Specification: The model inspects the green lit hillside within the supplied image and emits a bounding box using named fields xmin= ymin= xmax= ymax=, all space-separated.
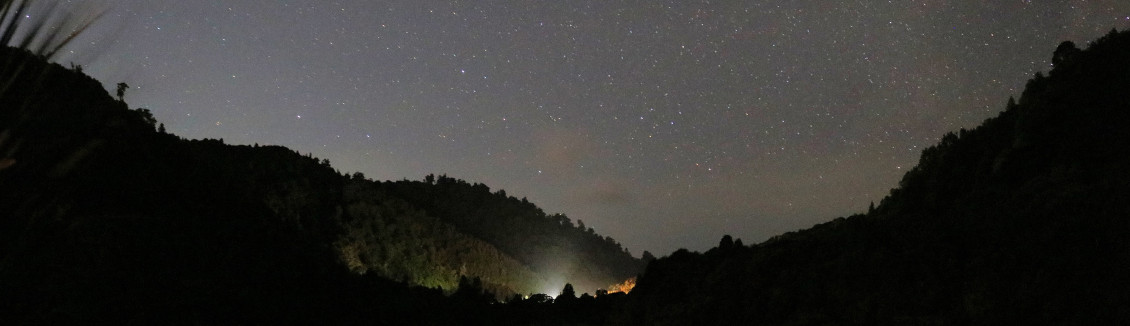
xmin=0 ymin=43 xmax=641 ymax=323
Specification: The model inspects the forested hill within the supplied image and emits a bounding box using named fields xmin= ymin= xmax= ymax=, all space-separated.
xmin=0 ymin=45 xmax=640 ymax=323
xmin=616 ymin=29 xmax=1130 ymax=325
xmin=336 ymin=174 xmax=645 ymax=295
xmin=380 ymin=175 xmax=646 ymax=293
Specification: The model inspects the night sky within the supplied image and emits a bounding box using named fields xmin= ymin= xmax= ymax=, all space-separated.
xmin=60 ymin=1 xmax=1129 ymax=255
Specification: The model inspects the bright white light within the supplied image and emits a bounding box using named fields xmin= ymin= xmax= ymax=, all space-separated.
xmin=543 ymin=288 xmax=560 ymax=298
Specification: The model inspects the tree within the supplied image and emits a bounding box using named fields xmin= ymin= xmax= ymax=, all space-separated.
xmin=453 ymin=276 xmax=493 ymax=304
xmin=719 ymin=235 xmax=734 ymax=250
xmin=134 ymin=108 xmax=157 ymax=129
xmin=116 ymin=82 xmax=129 ymax=101
xmin=1052 ymin=41 xmax=1080 ymax=68
xmin=557 ymin=283 xmax=577 ymax=303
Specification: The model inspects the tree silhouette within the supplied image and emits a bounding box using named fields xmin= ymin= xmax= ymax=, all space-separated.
xmin=556 ymin=283 xmax=577 ymax=304
xmin=453 ymin=276 xmax=496 ymax=305
xmin=134 ymin=108 xmax=157 ymax=129
xmin=616 ymin=29 xmax=1130 ymax=325
xmin=718 ymin=234 xmax=734 ymax=250
xmin=1052 ymin=41 xmax=1081 ymax=68
xmin=116 ymin=82 xmax=129 ymax=101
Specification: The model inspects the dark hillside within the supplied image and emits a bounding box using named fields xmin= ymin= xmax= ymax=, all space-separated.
xmin=381 ymin=176 xmax=645 ymax=293
xmin=334 ymin=176 xmax=548 ymax=297
xmin=0 ymin=44 xmax=639 ymax=323
xmin=617 ymin=29 xmax=1130 ymax=325
xmin=2 ymin=46 xmax=455 ymax=324
xmin=2 ymin=46 xmax=354 ymax=323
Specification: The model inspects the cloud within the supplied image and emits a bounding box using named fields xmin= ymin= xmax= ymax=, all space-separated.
xmin=580 ymin=177 xmax=636 ymax=206
xmin=533 ymin=127 xmax=596 ymax=174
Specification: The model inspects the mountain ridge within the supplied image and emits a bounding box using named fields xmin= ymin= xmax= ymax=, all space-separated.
xmin=615 ymin=28 xmax=1130 ymax=325
xmin=5 ymin=14 xmax=1130 ymax=325
xmin=1 ymin=43 xmax=641 ymax=323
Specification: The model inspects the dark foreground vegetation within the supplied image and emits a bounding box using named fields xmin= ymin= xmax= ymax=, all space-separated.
xmin=1 ymin=23 xmax=639 ymax=325
xmin=617 ymin=29 xmax=1130 ymax=325
xmin=3 ymin=2 xmax=1129 ymax=323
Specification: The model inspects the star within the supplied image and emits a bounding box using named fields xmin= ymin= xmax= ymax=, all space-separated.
xmin=82 ymin=0 xmax=1130 ymax=254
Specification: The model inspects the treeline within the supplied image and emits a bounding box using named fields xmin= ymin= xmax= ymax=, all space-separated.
xmin=336 ymin=176 xmax=545 ymax=297
xmin=613 ymin=29 xmax=1130 ymax=325
xmin=0 ymin=44 xmax=640 ymax=323
xmin=2 ymin=45 xmax=380 ymax=323
xmin=380 ymin=175 xmax=646 ymax=293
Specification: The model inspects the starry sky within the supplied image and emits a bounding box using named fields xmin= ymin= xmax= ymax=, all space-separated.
xmin=60 ymin=1 xmax=1130 ymax=255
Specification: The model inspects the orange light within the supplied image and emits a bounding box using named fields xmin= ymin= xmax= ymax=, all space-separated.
xmin=607 ymin=277 xmax=636 ymax=294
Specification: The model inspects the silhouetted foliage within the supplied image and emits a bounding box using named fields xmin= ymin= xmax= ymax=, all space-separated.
xmin=718 ymin=234 xmax=734 ymax=249
xmin=115 ymin=82 xmax=128 ymax=101
xmin=453 ymin=276 xmax=496 ymax=305
xmin=134 ymin=108 xmax=156 ymax=129
xmin=0 ymin=0 xmax=101 ymax=59
xmin=11 ymin=6 xmax=1128 ymax=325
xmin=1052 ymin=40 xmax=1080 ymax=68
xmin=613 ymin=29 xmax=1130 ymax=325
xmin=556 ymin=283 xmax=577 ymax=304
xmin=640 ymin=250 xmax=656 ymax=262
xmin=0 ymin=41 xmax=636 ymax=323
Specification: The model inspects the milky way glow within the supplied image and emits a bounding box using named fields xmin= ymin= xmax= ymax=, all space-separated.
xmin=74 ymin=1 xmax=1130 ymax=254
